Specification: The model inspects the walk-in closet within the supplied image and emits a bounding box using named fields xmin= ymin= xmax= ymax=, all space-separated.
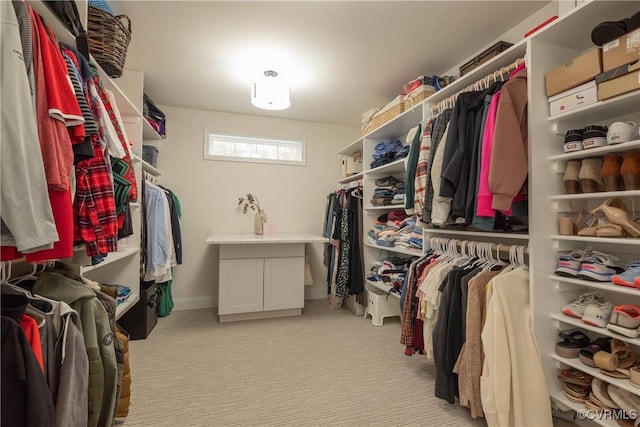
xmin=2 ymin=1 xmax=640 ymax=426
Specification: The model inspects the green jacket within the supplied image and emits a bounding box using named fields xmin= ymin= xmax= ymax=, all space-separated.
xmin=33 ymin=272 xmax=117 ymax=427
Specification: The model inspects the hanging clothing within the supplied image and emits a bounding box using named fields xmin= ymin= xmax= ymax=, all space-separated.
xmin=1 ymin=316 xmax=56 ymax=427
xmin=0 ymin=0 xmax=58 ymax=253
xmin=489 ymin=67 xmax=528 ymax=212
xmin=480 ymin=267 xmax=552 ymax=426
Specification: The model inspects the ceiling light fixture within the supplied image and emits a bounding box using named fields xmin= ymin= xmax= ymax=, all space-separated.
xmin=251 ymin=70 xmax=291 ymax=111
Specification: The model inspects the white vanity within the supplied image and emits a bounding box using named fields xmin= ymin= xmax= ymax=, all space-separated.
xmin=205 ymin=233 xmax=327 ymax=322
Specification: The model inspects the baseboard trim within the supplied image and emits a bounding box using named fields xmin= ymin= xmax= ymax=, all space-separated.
xmin=173 ymin=297 xmax=216 ymax=311
xmin=173 ymin=294 xmax=327 ymax=311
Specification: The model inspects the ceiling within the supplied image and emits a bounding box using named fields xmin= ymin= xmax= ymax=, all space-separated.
xmin=117 ymin=1 xmax=550 ymax=128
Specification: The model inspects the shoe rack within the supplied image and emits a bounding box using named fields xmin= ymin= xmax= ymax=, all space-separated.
xmin=528 ymin=1 xmax=640 ymax=423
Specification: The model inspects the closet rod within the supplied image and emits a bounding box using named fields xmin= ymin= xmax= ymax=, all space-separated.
xmin=337 ymin=178 xmax=362 ymax=190
xmin=430 ymin=56 xmax=525 ymax=115
xmin=430 ymin=237 xmax=529 ymax=255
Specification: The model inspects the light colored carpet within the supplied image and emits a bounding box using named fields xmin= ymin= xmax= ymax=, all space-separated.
xmin=124 ymin=299 xmax=573 ymax=427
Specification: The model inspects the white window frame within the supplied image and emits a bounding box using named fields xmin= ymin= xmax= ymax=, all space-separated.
xmin=203 ymin=130 xmax=306 ymax=166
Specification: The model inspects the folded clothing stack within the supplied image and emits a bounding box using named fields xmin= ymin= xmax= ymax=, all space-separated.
xmin=370 ymin=140 xmax=408 ymax=168
xmin=371 ymin=175 xmax=406 ymax=206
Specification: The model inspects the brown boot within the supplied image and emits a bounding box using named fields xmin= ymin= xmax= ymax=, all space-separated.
xmin=578 ymin=158 xmax=605 ymax=193
xmin=564 ymin=160 xmax=582 ymax=194
xmin=620 ymin=152 xmax=640 ymax=191
xmin=600 ymin=154 xmax=623 ymax=192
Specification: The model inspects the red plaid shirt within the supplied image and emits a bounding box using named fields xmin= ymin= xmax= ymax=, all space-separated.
xmin=74 ymin=78 xmax=118 ymax=256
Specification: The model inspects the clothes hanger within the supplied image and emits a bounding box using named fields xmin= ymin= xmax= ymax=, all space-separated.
xmin=10 ymin=262 xmax=42 ymax=285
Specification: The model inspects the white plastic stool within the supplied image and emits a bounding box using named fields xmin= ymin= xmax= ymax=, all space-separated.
xmin=363 ymin=289 xmax=400 ymax=326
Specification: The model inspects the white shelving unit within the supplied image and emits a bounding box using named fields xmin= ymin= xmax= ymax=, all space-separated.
xmin=334 ymin=1 xmax=640 ymax=420
xmin=527 ymin=0 xmax=640 ymax=420
xmin=24 ymin=0 xmax=168 ymax=321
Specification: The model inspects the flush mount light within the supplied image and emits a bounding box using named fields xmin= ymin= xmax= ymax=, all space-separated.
xmin=251 ymin=70 xmax=291 ymax=111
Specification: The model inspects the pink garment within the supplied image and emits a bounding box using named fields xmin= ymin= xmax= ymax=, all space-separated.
xmin=476 ymin=91 xmax=513 ymax=217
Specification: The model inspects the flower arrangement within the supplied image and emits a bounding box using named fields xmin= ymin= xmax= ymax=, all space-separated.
xmin=238 ymin=193 xmax=262 ymax=214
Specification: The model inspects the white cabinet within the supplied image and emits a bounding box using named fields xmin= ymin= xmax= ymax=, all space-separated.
xmin=263 ymin=257 xmax=305 ymax=311
xmin=219 ymin=256 xmax=304 ymax=315
xmin=219 ymin=258 xmax=265 ymax=315
xmin=207 ymin=234 xmax=327 ymax=322
xmin=217 ymin=245 xmax=304 ymax=321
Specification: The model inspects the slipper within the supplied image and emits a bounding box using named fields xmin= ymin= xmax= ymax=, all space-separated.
xmin=591 ymin=18 xmax=630 ymax=46
xmin=594 ymin=350 xmax=619 ymax=371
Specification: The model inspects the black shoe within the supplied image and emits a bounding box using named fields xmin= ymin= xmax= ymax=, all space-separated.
xmin=582 ymin=125 xmax=608 ymax=150
xmin=563 ymin=129 xmax=584 ymax=153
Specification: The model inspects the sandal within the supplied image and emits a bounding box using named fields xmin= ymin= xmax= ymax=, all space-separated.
xmin=556 ymin=330 xmax=591 ymax=358
xmin=579 ymin=338 xmax=611 ymax=367
xmin=558 ymin=368 xmax=594 ymax=386
xmin=611 ymin=338 xmax=637 ymax=369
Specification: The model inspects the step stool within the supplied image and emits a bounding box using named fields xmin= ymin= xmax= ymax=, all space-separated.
xmin=363 ymin=289 xmax=400 ymax=326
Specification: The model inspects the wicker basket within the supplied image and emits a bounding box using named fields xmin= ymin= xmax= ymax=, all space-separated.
xmin=362 ymin=96 xmax=405 ymax=135
xmin=87 ymin=7 xmax=131 ymax=78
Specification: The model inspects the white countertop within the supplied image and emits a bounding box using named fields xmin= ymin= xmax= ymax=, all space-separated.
xmin=206 ymin=233 xmax=328 ymax=245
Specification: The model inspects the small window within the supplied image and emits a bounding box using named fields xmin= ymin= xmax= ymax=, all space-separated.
xmin=204 ymin=131 xmax=305 ymax=166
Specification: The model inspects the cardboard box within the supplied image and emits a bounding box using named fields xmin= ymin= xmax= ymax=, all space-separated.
xmin=597 ymin=62 xmax=640 ymax=100
xmin=545 ymin=48 xmax=602 ymax=97
xmin=548 ymin=80 xmax=597 ymax=116
xmin=602 ymin=28 xmax=640 ymax=72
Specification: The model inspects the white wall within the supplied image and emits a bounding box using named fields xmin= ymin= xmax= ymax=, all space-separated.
xmin=152 ymin=105 xmax=358 ymax=310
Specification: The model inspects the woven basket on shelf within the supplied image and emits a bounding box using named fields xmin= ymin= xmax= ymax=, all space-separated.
xmin=87 ymin=6 xmax=131 ymax=78
xmin=362 ymin=102 xmax=404 ymax=135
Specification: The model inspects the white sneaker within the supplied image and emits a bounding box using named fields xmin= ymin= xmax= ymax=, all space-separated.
xmin=582 ymin=301 xmax=614 ymax=328
xmin=562 ymin=291 xmax=604 ymax=319
xmin=607 ymin=121 xmax=639 ymax=145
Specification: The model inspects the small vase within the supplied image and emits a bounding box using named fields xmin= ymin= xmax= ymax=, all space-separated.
xmin=254 ymin=210 xmax=267 ymax=235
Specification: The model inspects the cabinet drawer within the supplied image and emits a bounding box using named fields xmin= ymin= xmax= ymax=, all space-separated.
xmin=219 ymin=243 xmax=304 ymax=259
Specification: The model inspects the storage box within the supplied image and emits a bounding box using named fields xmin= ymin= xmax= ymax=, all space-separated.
xmin=459 ymin=41 xmax=513 ymax=76
xmin=118 ymin=281 xmax=158 ymax=340
xmin=548 ymin=80 xmax=597 ymax=116
xmin=545 ymin=48 xmax=602 ymax=97
xmin=602 ymin=28 xmax=640 ymax=72
xmin=342 ymin=156 xmax=363 ymax=177
xmin=343 ymin=294 xmax=364 ymax=316
xmin=363 ymin=289 xmax=400 ymax=326
xmin=142 ymin=145 xmax=159 ymax=167
xmin=597 ymin=62 xmax=640 ymax=101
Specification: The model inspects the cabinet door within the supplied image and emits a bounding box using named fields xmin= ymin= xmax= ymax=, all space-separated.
xmin=263 ymin=257 xmax=304 ymax=311
xmin=218 ymin=258 xmax=264 ymax=315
